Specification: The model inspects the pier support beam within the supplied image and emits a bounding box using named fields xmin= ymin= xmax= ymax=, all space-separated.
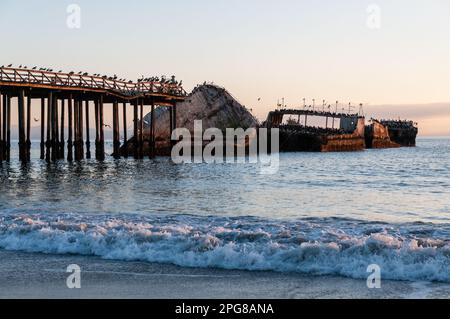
xmin=60 ymin=99 xmax=65 ymax=159
xmin=6 ymin=95 xmax=10 ymax=161
xmin=150 ymin=102 xmax=155 ymax=159
xmin=113 ymin=100 xmax=120 ymax=159
xmin=122 ymin=102 xmax=128 ymax=158
xmin=139 ymin=100 xmax=144 ymax=158
xmin=67 ymin=96 xmax=73 ymax=162
xmin=78 ymin=96 xmax=84 ymax=160
xmin=169 ymin=105 xmax=173 ymax=148
xmin=0 ymin=91 xmax=2 ymax=162
xmin=85 ymin=100 xmax=91 ymax=159
xmin=94 ymin=99 xmax=100 ymax=160
xmin=51 ymin=96 xmax=58 ymax=162
xmin=46 ymin=92 xmax=52 ymax=162
xmin=171 ymin=102 xmax=177 ymax=147
xmin=40 ymin=98 xmax=45 ymax=159
xmin=1 ymin=94 xmax=6 ymax=161
xmin=18 ymin=89 xmax=26 ymax=162
xmin=133 ymin=100 xmax=139 ymax=159
xmin=26 ymin=94 xmax=31 ymax=161
xmin=74 ymin=99 xmax=79 ymax=160
xmin=98 ymin=95 xmax=105 ymax=161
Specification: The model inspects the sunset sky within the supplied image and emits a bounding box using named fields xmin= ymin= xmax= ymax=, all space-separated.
xmin=1 ymin=0 xmax=449 ymax=136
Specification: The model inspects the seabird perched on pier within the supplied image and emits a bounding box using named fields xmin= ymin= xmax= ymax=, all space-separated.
xmin=7 ymin=64 xmax=12 ymax=67
xmin=32 ymin=66 xmax=37 ymax=70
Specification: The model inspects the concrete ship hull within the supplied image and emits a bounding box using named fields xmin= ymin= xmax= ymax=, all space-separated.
xmin=279 ymin=130 xmax=365 ymax=152
xmin=365 ymin=121 xmax=400 ymax=149
xmin=268 ymin=111 xmax=366 ymax=153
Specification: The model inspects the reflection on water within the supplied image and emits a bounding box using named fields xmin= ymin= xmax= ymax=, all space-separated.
xmin=1 ymin=139 xmax=450 ymax=223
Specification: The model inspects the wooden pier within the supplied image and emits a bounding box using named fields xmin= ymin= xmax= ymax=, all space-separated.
xmin=0 ymin=66 xmax=186 ymax=163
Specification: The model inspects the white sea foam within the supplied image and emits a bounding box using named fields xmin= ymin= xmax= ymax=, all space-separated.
xmin=0 ymin=212 xmax=449 ymax=282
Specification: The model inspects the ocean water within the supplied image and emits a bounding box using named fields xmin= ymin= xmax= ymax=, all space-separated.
xmin=0 ymin=138 xmax=449 ymax=283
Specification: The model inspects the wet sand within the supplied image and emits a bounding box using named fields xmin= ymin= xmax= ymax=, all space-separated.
xmin=0 ymin=250 xmax=449 ymax=299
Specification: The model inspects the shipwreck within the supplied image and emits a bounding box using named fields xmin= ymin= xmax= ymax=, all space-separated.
xmin=264 ymin=109 xmax=366 ymax=152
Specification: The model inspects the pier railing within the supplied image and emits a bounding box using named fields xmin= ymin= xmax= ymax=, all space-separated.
xmin=0 ymin=67 xmax=187 ymax=97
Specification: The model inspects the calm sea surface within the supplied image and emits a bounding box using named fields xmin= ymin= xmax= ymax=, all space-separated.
xmin=0 ymin=138 xmax=449 ymax=282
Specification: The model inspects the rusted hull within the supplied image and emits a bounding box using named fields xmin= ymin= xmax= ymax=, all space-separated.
xmin=279 ymin=130 xmax=365 ymax=152
xmin=388 ymin=129 xmax=418 ymax=147
xmin=365 ymin=122 xmax=400 ymax=149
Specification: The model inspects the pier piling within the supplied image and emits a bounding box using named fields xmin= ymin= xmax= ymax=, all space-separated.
xmin=150 ymin=102 xmax=155 ymax=159
xmin=85 ymin=100 xmax=91 ymax=159
xmin=1 ymin=94 xmax=6 ymax=161
xmin=46 ymin=92 xmax=52 ymax=162
xmin=139 ymin=100 xmax=144 ymax=159
xmin=67 ymin=96 xmax=73 ymax=162
xmin=113 ymin=100 xmax=120 ymax=159
xmin=60 ymin=99 xmax=65 ymax=159
xmin=26 ymin=94 xmax=31 ymax=161
xmin=123 ymin=102 xmax=128 ymax=158
xmin=40 ymin=98 xmax=45 ymax=159
xmin=133 ymin=100 xmax=138 ymax=159
xmin=98 ymin=95 xmax=105 ymax=161
xmin=0 ymin=91 xmax=2 ymax=162
xmin=78 ymin=96 xmax=84 ymax=160
xmin=17 ymin=89 xmax=26 ymax=162
xmin=51 ymin=95 xmax=58 ymax=162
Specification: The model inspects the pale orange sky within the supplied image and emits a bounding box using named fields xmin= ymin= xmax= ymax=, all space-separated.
xmin=1 ymin=0 xmax=450 ymax=137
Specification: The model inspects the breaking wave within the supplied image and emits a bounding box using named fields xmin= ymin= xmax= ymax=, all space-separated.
xmin=0 ymin=211 xmax=449 ymax=282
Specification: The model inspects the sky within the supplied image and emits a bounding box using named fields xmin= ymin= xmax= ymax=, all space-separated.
xmin=1 ymin=0 xmax=450 ymax=136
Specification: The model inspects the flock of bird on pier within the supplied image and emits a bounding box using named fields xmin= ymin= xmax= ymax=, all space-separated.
xmin=0 ymin=64 xmax=183 ymax=87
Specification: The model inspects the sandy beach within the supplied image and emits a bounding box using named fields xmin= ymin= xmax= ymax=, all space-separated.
xmin=0 ymin=249 xmax=449 ymax=299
